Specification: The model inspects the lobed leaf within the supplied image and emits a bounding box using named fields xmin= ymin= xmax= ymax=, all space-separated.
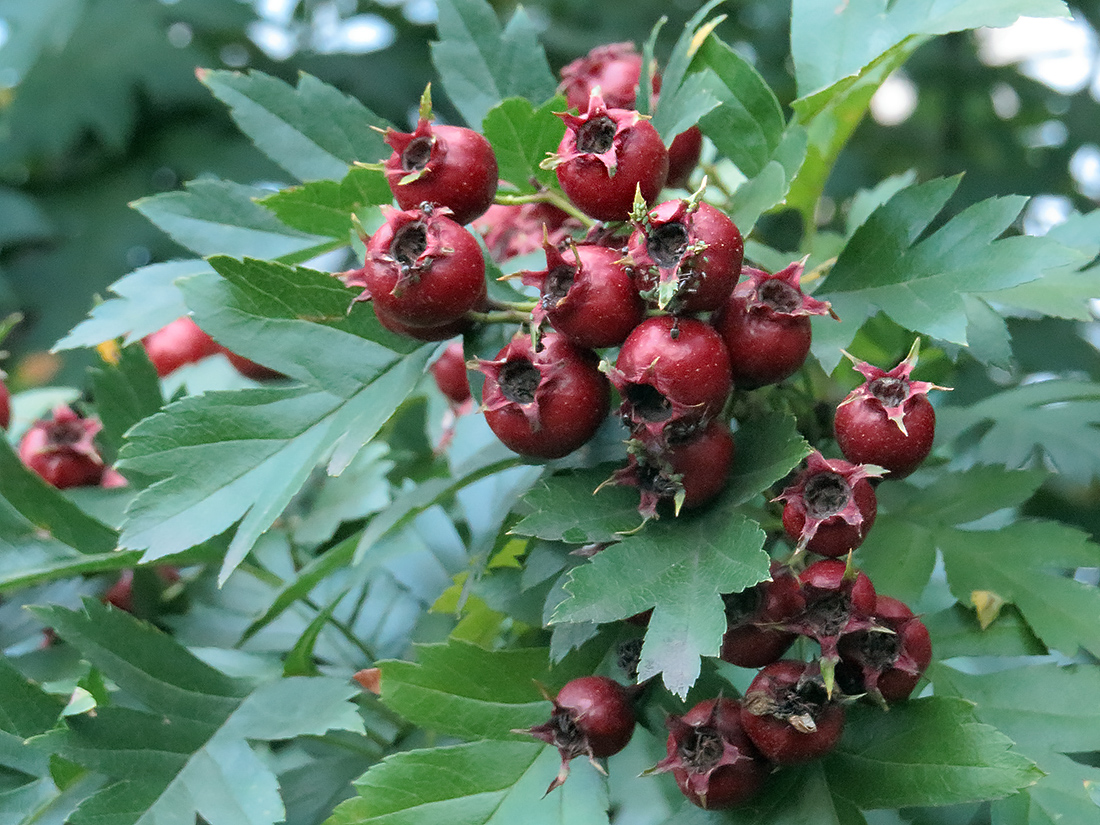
xmin=482 ymin=96 xmax=565 ymax=194
xmin=258 ymin=166 xmax=392 ymax=239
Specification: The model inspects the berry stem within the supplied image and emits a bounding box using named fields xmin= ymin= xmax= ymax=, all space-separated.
xmin=800 ymin=256 xmax=837 ymax=285
xmin=486 ymin=297 xmax=538 ymax=312
xmin=467 ymin=309 xmax=532 ymax=325
xmin=495 ymin=190 xmax=597 ymax=229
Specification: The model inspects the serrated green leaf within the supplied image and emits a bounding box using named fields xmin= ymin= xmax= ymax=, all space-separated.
xmin=258 ymin=167 xmax=391 ymax=239
xmin=483 ymin=97 xmax=565 ymax=194
xmin=922 ymin=604 xmax=1046 ymax=660
xmin=0 ymin=658 xmax=65 ymax=738
xmin=824 ymin=698 xmax=1042 ymax=809
xmin=511 ymin=467 xmax=644 ymax=544
xmin=88 ymin=343 xmax=164 ymax=466
xmin=430 ymin=0 xmax=557 ymax=130
xmin=726 ymin=414 xmax=812 ymax=505
xmin=727 ymin=124 xmax=809 ymax=232
xmin=650 ymin=69 xmax=722 ymax=145
xmin=199 ymin=70 xmax=392 ymax=182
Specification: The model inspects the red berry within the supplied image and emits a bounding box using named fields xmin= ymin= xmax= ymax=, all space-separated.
xmin=649 ymin=698 xmax=768 ymax=809
xmin=834 ymin=341 xmax=949 ymax=479
xmin=786 ymin=558 xmax=878 ymax=666
xmin=472 ymin=203 xmax=581 ymax=263
xmin=372 ymin=304 xmax=474 ymax=341
xmin=0 ymin=377 xmax=10 ymax=430
xmin=383 ymin=118 xmax=498 ymax=225
xmin=609 ymin=315 xmax=732 ymax=445
xmin=19 ymin=405 xmax=104 ymax=489
xmin=525 ymin=675 xmax=635 ymax=793
xmin=521 ymin=240 xmax=645 ymax=349
xmin=714 ymin=260 xmax=835 ymax=389
xmin=142 ymin=316 xmax=220 ymax=377
xmin=629 ymin=199 xmax=743 ymax=313
xmin=720 ymin=562 xmax=804 ymax=669
xmin=221 ymin=349 xmax=283 ymax=381
xmin=776 ymin=451 xmax=881 ymax=557
xmin=430 ymin=341 xmax=471 ymax=405
xmin=478 ymin=333 xmax=610 ymax=459
xmin=741 ymin=660 xmax=846 ymax=764
xmin=560 ymin=42 xmax=649 ymax=112
xmin=837 ymin=595 xmax=932 ymax=703
xmin=549 ymin=92 xmax=668 ymax=222
xmin=345 ymin=206 xmax=487 ymax=329
xmin=666 ymin=126 xmax=704 ymax=189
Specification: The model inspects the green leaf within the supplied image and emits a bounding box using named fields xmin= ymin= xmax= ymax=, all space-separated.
xmin=922 ymin=604 xmax=1046 ymax=660
xmin=554 ymin=513 xmax=768 ymax=697
xmin=823 ymin=698 xmax=1042 ymax=809
xmin=199 ymin=69 xmax=393 ymax=182
xmin=54 ymin=260 xmax=204 ymax=351
xmin=0 ymin=658 xmax=65 ymax=738
xmin=430 ymin=0 xmax=558 ymax=130
xmin=88 ymin=343 xmax=164 ymax=466
xmin=725 ymin=414 xmax=812 ymax=506
xmin=511 ymin=467 xmax=644 ymax=545
xmin=483 ymin=97 xmax=566 ymax=194
xmin=727 ymin=124 xmax=809 ymax=232
xmin=132 ymin=179 xmax=331 ymax=262
xmin=328 ymin=740 xmax=610 ymax=825
xmin=258 ymin=167 xmax=391 ymax=239
xmin=687 ymin=763 xmax=866 ymax=825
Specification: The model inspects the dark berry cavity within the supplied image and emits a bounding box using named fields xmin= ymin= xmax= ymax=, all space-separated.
xmin=854 ymin=628 xmax=902 ymax=669
xmin=723 ymin=587 xmax=763 ymax=624
xmin=390 ymin=222 xmax=428 ymax=268
xmin=678 ymin=727 xmax=725 ymax=772
xmin=576 ymin=115 xmax=617 ymax=154
xmin=757 ymin=278 xmax=801 ymax=313
xmin=625 ymin=383 xmax=672 ymax=422
xmin=401 ymin=136 xmax=434 ymax=172
xmin=802 ymin=472 xmax=852 ymax=519
xmin=543 ymin=263 xmax=576 ymax=306
xmin=810 ymin=593 xmax=852 ymax=638
xmin=869 ymin=376 xmax=908 ymax=407
xmin=647 ymin=222 xmax=690 ymax=269
xmin=50 ymin=421 xmax=87 ymax=447
xmin=498 ymin=359 xmax=541 ymax=404
xmin=547 ymin=709 xmax=587 ymax=760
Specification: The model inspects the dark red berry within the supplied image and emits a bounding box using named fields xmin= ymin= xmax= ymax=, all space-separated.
xmin=786 ymin=558 xmax=878 ymax=669
xmin=344 ymin=206 xmax=487 ymax=329
xmin=609 ymin=315 xmax=732 ymax=445
xmin=776 ymin=451 xmax=881 ymax=557
xmin=0 ymin=377 xmax=10 ymax=430
xmin=430 ymin=341 xmax=471 ymax=405
xmin=740 ymin=660 xmax=846 ymax=764
xmin=837 ymin=595 xmax=932 ymax=703
xmin=143 ymin=316 xmax=221 ymax=377
xmin=472 ymin=202 xmax=581 ymax=263
xmin=629 ymin=199 xmax=743 ymax=314
xmin=479 ymin=333 xmax=610 ymax=459
xmin=521 ymin=240 xmax=645 ymax=349
xmin=714 ymin=260 xmax=835 ymax=389
xmin=834 ymin=340 xmax=949 ymax=479
xmin=524 ymin=675 xmax=635 ymax=793
xmin=560 ymin=42 xmax=650 ymax=112
xmin=19 ymin=405 xmax=104 ymax=489
xmin=649 ymin=698 xmax=768 ymax=809
xmin=548 ymin=92 xmax=668 ymax=222
xmin=372 ymin=304 xmax=474 ymax=341
xmin=720 ymin=562 xmax=804 ymax=669
xmin=221 ymin=349 xmax=283 ymax=381
xmin=103 ymin=567 xmax=181 ymax=615
xmin=383 ymin=114 xmax=498 ymax=226
xmin=666 ymin=126 xmax=704 ymax=189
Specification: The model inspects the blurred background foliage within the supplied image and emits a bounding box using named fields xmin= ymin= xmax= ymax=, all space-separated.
xmin=0 ymin=0 xmax=1098 ymax=387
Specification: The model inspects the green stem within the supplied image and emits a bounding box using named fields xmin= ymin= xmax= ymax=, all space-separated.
xmin=699 ymin=163 xmax=735 ymax=202
xmin=486 ymin=297 xmax=538 ymax=312
xmin=495 ymin=189 xmax=596 ymax=229
xmin=467 ymin=309 xmax=531 ymax=325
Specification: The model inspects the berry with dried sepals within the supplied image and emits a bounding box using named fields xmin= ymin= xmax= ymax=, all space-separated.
xmin=521 ymin=239 xmax=645 ymax=349
xmin=523 ymin=675 xmax=636 ymax=793
xmin=430 ymin=341 xmax=471 ymax=406
xmin=546 ymin=92 xmax=668 ymax=222
xmin=343 ymin=205 xmax=486 ymax=330
xmin=740 ymin=660 xmax=846 ymax=764
xmin=720 ymin=562 xmax=805 ymax=669
xmin=472 ymin=202 xmax=581 ymax=263
xmin=143 ymin=316 xmax=221 ymax=377
xmin=776 ymin=451 xmax=882 ymax=557
xmin=479 ymin=332 xmax=610 ymax=459
xmin=836 ymin=595 xmax=932 ymax=703
xmin=18 ymin=405 xmax=104 ymax=489
xmin=628 ymin=196 xmax=743 ymax=313
xmin=713 ymin=259 xmax=836 ymax=389
xmin=649 ymin=698 xmax=768 ymax=809
xmin=834 ymin=340 xmax=949 ymax=479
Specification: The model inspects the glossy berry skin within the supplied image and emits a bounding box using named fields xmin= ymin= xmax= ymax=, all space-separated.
xmin=652 ymin=698 xmax=768 ymax=809
xmin=789 ymin=558 xmax=878 ymax=665
xmin=560 ymin=42 xmax=648 ymax=112
xmin=430 ymin=341 xmax=471 ymax=405
xmin=0 ymin=377 xmax=10 ymax=430
xmin=551 ymin=93 xmax=668 ymax=222
xmin=19 ymin=406 xmax=104 ymax=489
xmin=373 ymin=304 xmax=474 ymax=342
xmin=348 ymin=206 xmax=486 ymax=329
xmin=610 ymin=315 xmax=732 ymax=445
xmin=384 ymin=120 xmax=498 ymax=225
xmin=479 ymin=333 xmax=610 ymax=459
xmin=777 ymin=452 xmax=881 ymax=557
xmin=740 ymin=660 xmax=845 ymax=764
xmin=666 ymin=126 xmax=704 ymax=189
xmin=837 ymin=595 xmax=932 ymax=702
xmin=143 ymin=316 xmax=221 ymax=377
xmin=720 ymin=562 xmax=804 ymax=669
xmin=630 ymin=200 xmax=743 ymax=314
xmin=522 ymin=241 xmax=645 ymax=349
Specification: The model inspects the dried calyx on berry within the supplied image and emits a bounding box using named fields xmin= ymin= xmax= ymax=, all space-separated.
xmin=834 ymin=339 xmax=950 ymax=479
xmin=836 ymin=595 xmax=932 ymax=704
xmin=740 ymin=660 xmax=846 ymax=764
xmin=472 ymin=202 xmax=580 ymax=264
xmin=720 ymin=561 xmax=805 ymax=669
xmin=647 ymin=698 xmax=768 ymax=809
xmin=18 ymin=405 xmax=105 ymax=489
xmin=521 ymin=676 xmax=636 ymax=794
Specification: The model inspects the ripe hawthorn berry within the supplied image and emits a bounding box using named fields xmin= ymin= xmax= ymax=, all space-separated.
xmin=666 ymin=126 xmax=704 ymax=189
xmin=372 ymin=304 xmax=474 ymax=342
xmin=648 ymin=698 xmax=768 ymax=809
xmin=837 ymin=595 xmax=932 ymax=703
xmin=546 ymin=91 xmax=668 ymax=222
xmin=609 ymin=315 xmax=732 ymax=445
xmin=713 ymin=259 xmax=835 ymax=389
xmin=628 ymin=197 xmax=743 ymax=313
xmin=143 ymin=316 xmax=221 ymax=377
xmin=342 ymin=205 xmax=486 ymax=329
xmin=834 ymin=340 xmax=949 ymax=479
xmin=472 ymin=202 xmax=580 ymax=264
xmin=19 ymin=405 xmax=104 ymax=489
xmin=0 ymin=376 xmax=10 ymax=430
xmin=430 ymin=341 xmax=472 ymax=406
xmin=382 ymin=91 xmax=497 ymax=225
xmin=740 ymin=660 xmax=845 ymax=764
xmin=720 ymin=562 xmax=804 ymax=669
xmin=520 ymin=239 xmax=645 ymax=349
xmin=523 ymin=675 xmax=635 ymax=793
xmin=776 ymin=451 xmax=882 ymax=557
xmin=478 ymin=333 xmax=610 ymax=459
